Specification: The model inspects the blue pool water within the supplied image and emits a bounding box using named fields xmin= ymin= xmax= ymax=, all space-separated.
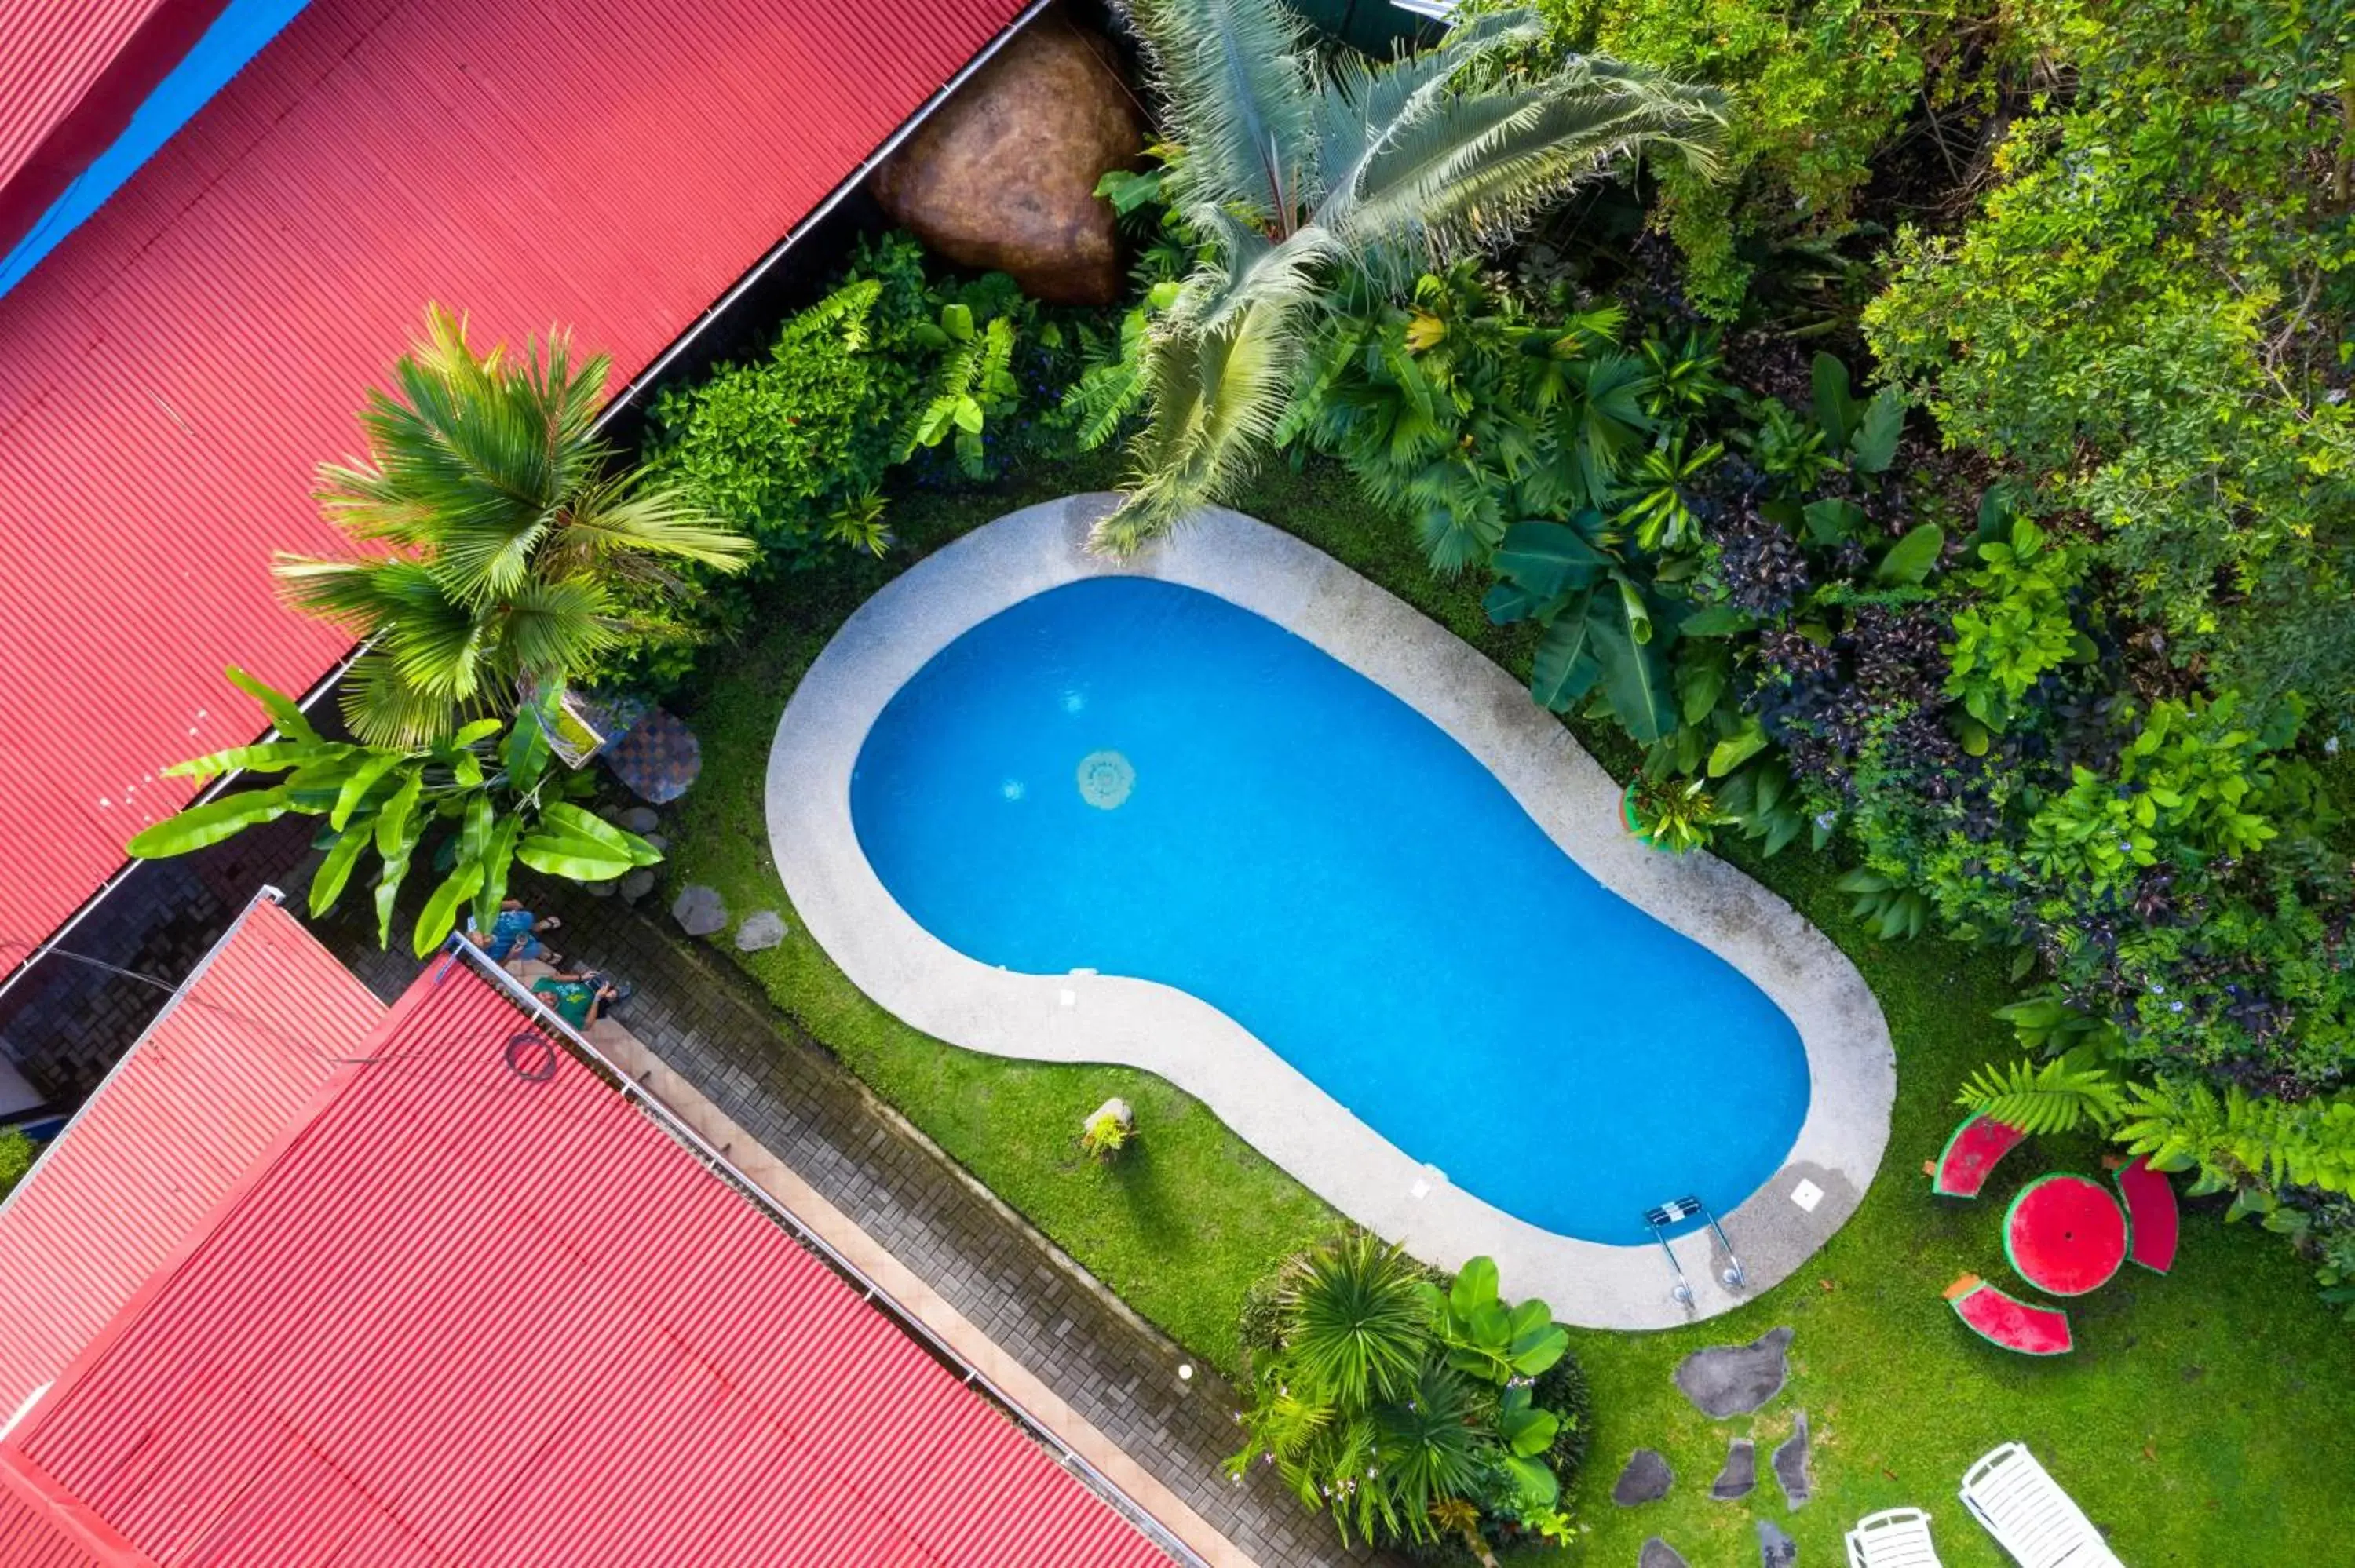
xmin=850 ymin=578 xmax=1810 ymax=1243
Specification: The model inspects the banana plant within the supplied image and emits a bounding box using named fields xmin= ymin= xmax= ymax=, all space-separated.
xmin=1483 ymin=514 xmax=1680 ymax=742
xmin=126 ymin=668 xmax=661 ymax=955
xmin=1420 ymin=1256 xmax=1569 ymax=1387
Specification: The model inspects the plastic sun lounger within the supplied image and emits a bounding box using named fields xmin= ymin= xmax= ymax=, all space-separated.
xmin=1959 ymin=1443 xmax=2125 ymax=1568
xmin=1846 ymin=1507 xmax=1944 ymax=1567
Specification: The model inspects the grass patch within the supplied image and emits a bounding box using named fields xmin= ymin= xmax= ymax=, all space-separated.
xmin=663 ymin=454 xmax=2355 ymax=1564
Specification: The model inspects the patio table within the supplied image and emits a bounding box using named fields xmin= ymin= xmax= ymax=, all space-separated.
xmin=2004 ymin=1172 xmax=2127 ymax=1296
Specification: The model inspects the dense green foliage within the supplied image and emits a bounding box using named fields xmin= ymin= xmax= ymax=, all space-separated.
xmin=125 ymin=670 xmax=656 ymax=954
xmin=1090 ymin=0 xmax=1725 ymax=548
xmin=1532 ymin=0 xmax=2005 ymax=312
xmin=1229 ymin=1238 xmax=1584 ymax=1552
xmin=276 ymin=305 xmax=750 ymax=746
xmin=0 ymin=1129 xmax=37 ymax=1200
xmin=659 ymin=454 xmax=2355 ymax=1565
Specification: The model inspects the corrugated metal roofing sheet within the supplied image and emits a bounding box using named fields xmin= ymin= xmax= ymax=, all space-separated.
xmin=3 ymin=961 xmax=1168 ymax=1566
xmin=0 ymin=2 xmax=228 ymax=253
xmin=0 ymin=1466 xmax=103 ymax=1568
xmin=0 ymin=0 xmax=1030 ymax=969
xmin=0 ymin=895 xmax=381 ymax=1421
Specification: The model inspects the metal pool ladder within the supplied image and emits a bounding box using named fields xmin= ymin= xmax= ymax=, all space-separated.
xmin=1645 ymin=1195 xmax=1748 ymax=1307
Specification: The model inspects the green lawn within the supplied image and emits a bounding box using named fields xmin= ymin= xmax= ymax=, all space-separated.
xmin=663 ymin=454 xmax=2355 ymax=1566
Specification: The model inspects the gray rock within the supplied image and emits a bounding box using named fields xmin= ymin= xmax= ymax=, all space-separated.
xmin=671 ymin=884 xmax=728 ymax=937
xmin=1639 ymin=1539 xmax=1690 ymax=1568
xmin=618 ymin=806 xmax=660 ymax=833
xmin=1612 ymin=1449 xmax=1673 ymax=1507
xmin=582 ymin=877 xmax=616 ymax=899
xmin=618 ymin=868 xmax=657 ymax=904
xmin=1710 ymin=1436 xmax=1757 ymax=1501
xmin=641 ymin=832 xmax=670 ymax=855
xmin=1674 ymin=1326 xmax=1794 ymax=1417
xmin=734 ymin=910 xmax=788 ymax=952
xmin=1771 ymin=1410 xmax=1813 ymax=1509
xmin=1757 ymin=1518 xmax=1798 ymax=1566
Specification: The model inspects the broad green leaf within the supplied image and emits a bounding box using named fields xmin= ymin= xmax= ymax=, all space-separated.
xmin=1802 ymin=498 xmax=1868 ymax=545
xmin=460 ymin=793 xmax=495 ymax=869
xmin=1448 ymin=1256 xmax=1499 ymax=1318
xmin=373 ymin=809 xmax=424 ymax=948
xmin=471 ymin=816 xmax=523 ymax=932
xmin=1616 ymin=576 xmax=1654 ymax=645
xmin=1874 ymin=522 xmax=1945 ymax=585
xmin=940 ymin=301 xmax=974 ymax=341
xmin=538 ymin=802 xmax=634 ymax=853
xmin=1810 ymin=352 xmax=1858 ymax=450
xmin=450 ymin=717 xmax=506 ymax=749
xmin=516 ymin=830 xmax=635 ymax=882
xmin=1483 ymin=581 xmax=1538 ymax=625
xmin=161 ymin=739 xmax=333 ymax=780
xmin=308 ymin=822 xmax=374 ymax=916
xmin=1502 ymin=1455 xmax=1557 ymax=1507
xmin=126 ymin=786 xmax=291 ymax=858
xmin=1678 ymin=603 xmax=1750 ymax=637
xmin=505 ymin=705 xmax=551 ymax=792
xmin=1529 ymin=594 xmax=1602 ymax=711
xmin=374 ymin=767 xmax=425 ymax=859
xmin=1594 ymin=612 xmax=1677 ymax=744
xmin=1852 ymin=386 xmax=1905 ymax=472
xmin=225 ymin=665 xmax=319 ymax=743
xmin=331 ymin=750 xmax=409 ymax=830
xmin=1709 ymin=724 xmax=1769 ymax=777
xmin=1492 ymin=521 xmax=1608 ymax=600
xmin=282 ymin=753 xmax=363 ymax=811
xmin=413 ymin=859 xmax=486 ymax=957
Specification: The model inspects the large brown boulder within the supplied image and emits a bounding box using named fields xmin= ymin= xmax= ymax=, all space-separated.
xmin=871 ymin=20 xmax=1143 ymax=305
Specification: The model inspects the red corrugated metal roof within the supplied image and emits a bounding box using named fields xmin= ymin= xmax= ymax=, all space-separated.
xmin=0 ymin=895 xmax=381 ymax=1421
xmin=0 ymin=0 xmax=1030 ymax=969
xmin=2 ymin=961 xmax=1168 ymax=1566
xmin=0 ymin=1 xmax=228 ymax=253
xmin=0 ymin=1464 xmax=102 ymax=1568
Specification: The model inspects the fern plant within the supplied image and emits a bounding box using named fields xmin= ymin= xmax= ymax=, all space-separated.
xmin=1956 ymin=1058 xmax=2127 ymax=1136
xmin=900 ymin=305 xmax=1017 ymax=478
xmin=2116 ymin=1078 xmax=2355 ymax=1199
xmin=1835 ymin=866 xmax=1931 ymax=939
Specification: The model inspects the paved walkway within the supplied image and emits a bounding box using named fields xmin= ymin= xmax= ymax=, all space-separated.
xmin=313 ymin=879 xmax=1374 ymax=1568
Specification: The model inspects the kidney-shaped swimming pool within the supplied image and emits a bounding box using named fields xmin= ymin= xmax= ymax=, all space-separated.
xmin=850 ymin=575 xmax=1810 ymax=1245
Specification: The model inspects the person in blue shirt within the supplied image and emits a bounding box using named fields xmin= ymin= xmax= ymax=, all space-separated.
xmin=466 ymin=900 xmax=562 ymax=966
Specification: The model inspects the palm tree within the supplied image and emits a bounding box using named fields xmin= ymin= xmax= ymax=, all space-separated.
xmin=1094 ymin=1 xmax=1727 ymax=552
xmin=276 ymin=305 xmax=752 ymax=746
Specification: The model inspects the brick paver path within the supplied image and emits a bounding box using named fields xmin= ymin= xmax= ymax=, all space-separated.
xmin=313 ymin=879 xmax=1376 ymax=1568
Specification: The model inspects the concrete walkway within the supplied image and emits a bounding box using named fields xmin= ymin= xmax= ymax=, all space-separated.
xmin=315 ymin=884 xmax=1378 ymax=1568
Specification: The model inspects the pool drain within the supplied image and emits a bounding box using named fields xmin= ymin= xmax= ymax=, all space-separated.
xmin=1076 ymin=749 xmax=1134 ymax=809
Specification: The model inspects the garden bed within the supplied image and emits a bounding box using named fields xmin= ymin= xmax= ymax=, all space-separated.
xmin=662 ymin=454 xmax=2355 ymax=1566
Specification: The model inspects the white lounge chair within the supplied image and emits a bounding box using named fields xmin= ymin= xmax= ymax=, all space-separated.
xmin=1959 ymin=1442 xmax=2125 ymax=1567
xmin=1846 ymin=1507 xmax=1943 ymax=1567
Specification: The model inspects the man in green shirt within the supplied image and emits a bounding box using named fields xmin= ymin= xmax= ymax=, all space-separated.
xmin=531 ymin=968 xmax=622 ymax=1029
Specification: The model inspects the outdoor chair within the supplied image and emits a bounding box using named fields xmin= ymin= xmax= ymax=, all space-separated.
xmin=1846 ymin=1506 xmax=1943 ymax=1567
xmin=1959 ymin=1442 xmax=2125 ymax=1567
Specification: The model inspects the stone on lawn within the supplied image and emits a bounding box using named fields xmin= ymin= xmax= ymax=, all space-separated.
xmin=618 ymin=806 xmax=659 ymax=834
xmin=1772 ymin=1410 xmax=1813 ymax=1509
xmin=1639 ymin=1538 xmax=1690 ymax=1568
xmin=1612 ymin=1449 xmax=1673 ymax=1506
xmin=735 ymin=910 xmax=788 ymax=952
xmin=671 ymin=884 xmax=728 ymax=938
xmin=870 ymin=21 xmax=1142 ymax=304
xmin=1710 ymin=1436 xmax=1756 ymax=1501
xmin=618 ymin=868 xmax=657 ymax=904
xmin=582 ymin=877 xmax=616 ymax=899
xmin=1674 ymin=1325 xmax=1794 ymax=1417
xmin=641 ymin=832 xmax=670 ymax=855
xmin=1757 ymin=1518 xmax=1798 ymax=1567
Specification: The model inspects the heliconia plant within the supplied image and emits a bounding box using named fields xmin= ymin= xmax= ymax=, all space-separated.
xmin=126 ymin=667 xmax=660 ymax=956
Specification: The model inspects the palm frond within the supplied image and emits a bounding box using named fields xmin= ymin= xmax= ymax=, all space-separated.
xmin=1956 ymin=1057 xmax=2127 ymax=1136
xmin=546 ymin=472 xmax=752 ymax=573
xmin=1094 ymin=292 xmax=1309 ymax=552
xmin=337 ymin=651 xmax=491 ymax=749
xmin=1335 ymin=63 xmax=1726 ymax=268
xmin=1115 ymin=0 xmax=1320 ymax=219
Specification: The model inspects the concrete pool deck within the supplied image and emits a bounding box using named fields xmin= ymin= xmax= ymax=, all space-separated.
xmin=766 ymin=494 xmax=1895 ymax=1330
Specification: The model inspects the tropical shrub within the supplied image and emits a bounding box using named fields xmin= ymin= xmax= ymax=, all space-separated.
xmin=1864 ymin=0 xmax=2355 ymax=726
xmin=276 ymin=305 xmax=750 ymax=746
xmin=123 ymin=670 xmax=657 ymax=955
xmin=1229 ymin=1234 xmax=1585 ymax=1554
xmin=1092 ymin=0 xmax=1726 ymax=549
xmin=1529 ymin=0 xmax=2010 ymax=312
